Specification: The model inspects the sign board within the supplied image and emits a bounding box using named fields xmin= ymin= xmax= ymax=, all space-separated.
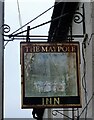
xmin=20 ymin=42 xmax=81 ymax=108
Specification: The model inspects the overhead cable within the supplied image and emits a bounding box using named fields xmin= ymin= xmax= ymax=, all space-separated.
xmin=82 ymin=41 xmax=88 ymax=119
xmin=17 ymin=0 xmax=23 ymax=32
xmin=4 ymin=0 xmax=23 ymax=48
xmin=78 ymin=92 xmax=94 ymax=118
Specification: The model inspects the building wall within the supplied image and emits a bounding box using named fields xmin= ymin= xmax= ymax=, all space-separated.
xmin=91 ymin=2 xmax=94 ymax=120
xmin=0 ymin=1 xmax=4 ymax=119
xmin=78 ymin=2 xmax=92 ymax=118
xmin=43 ymin=2 xmax=94 ymax=119
xmin=68 ymin=2 xmax=93 ymax=118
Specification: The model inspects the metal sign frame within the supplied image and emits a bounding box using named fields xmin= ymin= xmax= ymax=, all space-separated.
xmin=20 ymin=42 xmax=81 ymax=108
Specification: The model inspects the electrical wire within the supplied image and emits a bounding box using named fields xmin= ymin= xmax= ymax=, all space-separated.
xmin=88 ymin=33 xmax=94 ymax=45
xmin=78 ymin=92 xmax=94 ymax=118
xmin=81 ymin=33 xmax=94 ymax=118
xmin=4 ymin=0 xmax=23 ymax=48
xmin=10 ymin=2 xmax=60 ymax=36
xmin=82 ymin=41 xmax=88 ymax=119
xmin=82 ymin=43 xmax=87 ymax=93
xmin=17 ymin=0 xmax=23 ymax=33
xmin=17 ymin=0 xmax=25 ymax=42
xmin=76 ymin=33 xmax=94 ymax=119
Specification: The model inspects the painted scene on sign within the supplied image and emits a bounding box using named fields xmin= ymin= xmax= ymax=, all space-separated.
xmin=24 ymin=52 xmax=78 ymax=97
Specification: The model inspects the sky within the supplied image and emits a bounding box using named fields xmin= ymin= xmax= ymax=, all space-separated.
xmin=4 ymin=0 xmax=54 ymax=118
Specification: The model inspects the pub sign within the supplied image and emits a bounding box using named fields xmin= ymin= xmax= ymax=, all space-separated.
xmin=20 ymin=42 xmax=81 ymax=108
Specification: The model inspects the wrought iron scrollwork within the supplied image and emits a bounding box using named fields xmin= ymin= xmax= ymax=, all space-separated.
xmin=73 ymin=12 xmax=83 ymax=24
xmin=52 ymin=110 xmax=73 ymax=119
xmin=0 ymin=24 xmax=10 ymax=33
xmin=52 ymin=108 xmax=79 ymax=119
xmin=68 ymin=3 xmax=86 ymax=39
xmin=52 ymin=110 xmax=58 ymax=116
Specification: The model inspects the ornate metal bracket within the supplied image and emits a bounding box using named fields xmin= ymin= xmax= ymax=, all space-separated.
xmin=68 ymin=3 xmax=85 ymax=40
xmin=0 ymin=24 xmax=10 ymax=34
xmin=74 ymin=12 xmax=83 ymax=24
xmin=3 ymin=3 xmax=85 ymax=43
xmin=52 ymin=108 xmax=79 ymax=120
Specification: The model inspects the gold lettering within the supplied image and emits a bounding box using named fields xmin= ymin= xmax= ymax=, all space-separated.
xmin=57 ymin=46 xmax=61 ymax=52
xmin=48 ymin=46 xmax=54 ymax=52
xmin=67 ymin=46 xmax=70 ymax=52
xmin=24 ymin=46 xmax=29 ymax=52
xmin=36 ymin=46 xmax=40 ymax=52
xmin=58 ymin=46 xmax=66 ymax=52
xmin=41 ymin=46 xmax=47 ymax=52
xmin=54 ymin=98 xmax=60 ymax=105
xmin=42 ymin=97 xmax=60 ymax=105
xmin=41 ymin=46 xmax=57 ymax=52
xmin=53 ymin=46 xmax=56 ymax=52
xmin=46 ymin=98 xmax=52 ymax=105
xmin=63 ymin=46 xmax=68 ymax=52
xmin=24 ymin=44 xmax=77 ymax=53
xmin=71 ymin=46 xmax=76 ymax=52
xmin=42 ymin=98 xmax=45 ymax=105
xmin=32 ymin=46 xmax=36 ymax=52
xmin=28 ymin=46 xmax=35 ymax=52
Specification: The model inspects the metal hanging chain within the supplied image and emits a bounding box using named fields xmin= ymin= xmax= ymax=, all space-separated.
xmin=10 ymin=2 xmax=60 ymax=36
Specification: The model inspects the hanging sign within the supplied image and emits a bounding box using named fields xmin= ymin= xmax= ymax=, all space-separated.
xmin=20 ymin=42 xmax=81 ymax=108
